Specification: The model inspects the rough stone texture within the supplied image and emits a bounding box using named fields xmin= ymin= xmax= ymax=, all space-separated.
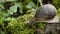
xmin=29 ymin=17 xmax=60 ymax=34
xmin=29 ymin=16 xmax=60 ymax=34
xmin=36 ymin=23 xmax=60 ymax=34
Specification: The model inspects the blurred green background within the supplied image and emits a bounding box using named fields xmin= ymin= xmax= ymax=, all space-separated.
xmin=0 ymin=0 xmax=60 ymax=34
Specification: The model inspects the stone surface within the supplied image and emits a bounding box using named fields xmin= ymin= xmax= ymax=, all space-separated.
xmin=35 ymin=23 xmax=60 ymax=34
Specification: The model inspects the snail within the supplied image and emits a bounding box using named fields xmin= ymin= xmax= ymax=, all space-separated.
xmin=29 ymin=4 xmax=59 ymax=25
xmin=35 ymin=4 xmax=57 ymax=20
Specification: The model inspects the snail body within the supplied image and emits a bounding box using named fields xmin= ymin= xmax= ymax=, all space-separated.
xmin=29 ymin=4 xmax=59 ymax=25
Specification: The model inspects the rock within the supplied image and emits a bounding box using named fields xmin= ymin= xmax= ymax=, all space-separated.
xmin=36 ymin=23 xmax=60 ymax=34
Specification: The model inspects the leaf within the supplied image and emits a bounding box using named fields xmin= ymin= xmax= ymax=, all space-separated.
xmin=8 ymin=5 xmax=17 ymax=14
xmin=26 ymin=1 xmax=36 ymax=9
xmin=0 ymin=3 xmax=4 ymax=9
xmin=9 ymin=2 xmax=23 ymax=14
xmin=15 ymin=2 xmax=23 ymax=13
xmin=5 ymin=17 xmax=11 ymax=21
xmin=0 ymin=8 xmax=8 ymax=23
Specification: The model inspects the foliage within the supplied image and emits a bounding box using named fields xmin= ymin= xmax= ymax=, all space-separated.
xmin=52 ymin=0 xmax=60 ymax=9
xmin=57 ymin=8 xmax=60 ymax=18
xmin=0 ymin=0 xmax=60 ymax=34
